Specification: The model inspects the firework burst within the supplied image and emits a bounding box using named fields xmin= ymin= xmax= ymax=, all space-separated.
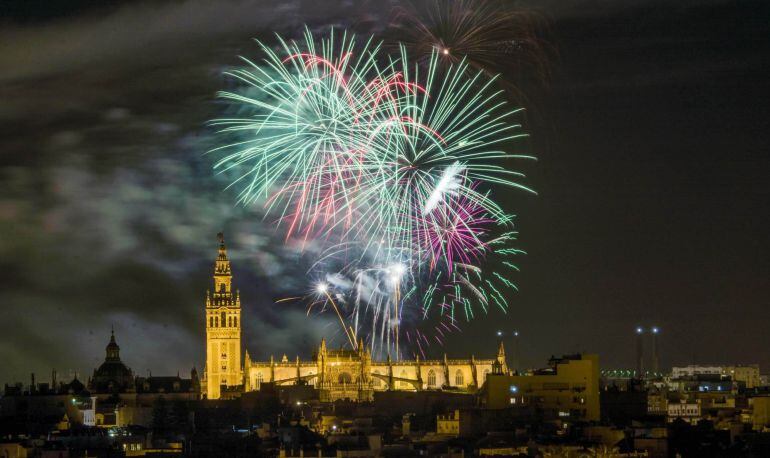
xmin=211 ymin=28 xmax=534 ymax=357
xmin=388 ymin=0 xmax=554 ymax=102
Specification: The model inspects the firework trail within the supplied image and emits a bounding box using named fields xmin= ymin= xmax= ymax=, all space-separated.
xmin=388 ymin=0 xmax=554 ymax=102
xmin=211 ymin=28 xmax=534 ymax=358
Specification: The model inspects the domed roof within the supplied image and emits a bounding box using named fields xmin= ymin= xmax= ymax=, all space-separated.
xmin=94 ymin=360 xmax=133 ymax=378
xmin=89 ymin=329 xmax=135 ymax=393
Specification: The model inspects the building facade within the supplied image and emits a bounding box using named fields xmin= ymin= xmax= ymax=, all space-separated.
xmin=202 ymin=234 xmax=500 ymax=400
xmin=204 ymin=233 xmax=243 ymax=400
xmin=481 ymin=353 xmax=601 ymax=422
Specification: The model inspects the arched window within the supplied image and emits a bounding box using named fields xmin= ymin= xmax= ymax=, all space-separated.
xmin=209 ymin=317 xmax=213 ymax=328
xmin=221 ymin=312 xmax=226 ymax=327
xmin=228 ymin=316 xmax=232 ymax=327
xmin=427 ymin=370 xmax=437 ymax=388
xmin=256 ymin=372 xmax=263 ymax=389
xmin=234 ymin=316 xmax=238 ymax=327
xmin=338 ymin=372 xmax=352 ymax=384
xmin=455 ymin=369 xmax=464 ymax=387
xmin=214 ymin=316 xmax=219 ymax=327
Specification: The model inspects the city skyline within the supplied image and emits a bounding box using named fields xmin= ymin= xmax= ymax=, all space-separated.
xmin=1 ymin=0 xmax=769 ymax=385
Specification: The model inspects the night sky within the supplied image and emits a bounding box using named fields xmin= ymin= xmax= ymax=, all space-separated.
xmin=1 ymin=0 xmax=768 ymax=385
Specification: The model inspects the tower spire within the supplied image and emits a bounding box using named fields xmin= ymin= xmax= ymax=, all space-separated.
xmin=205 ymin=232 xmax=242 ymax=400
xmin=105 ymin=328 xmax=120 ymax=362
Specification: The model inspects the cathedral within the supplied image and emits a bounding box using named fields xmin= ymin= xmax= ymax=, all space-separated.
xmin=202 ymin=234 xmax=505 ymax=401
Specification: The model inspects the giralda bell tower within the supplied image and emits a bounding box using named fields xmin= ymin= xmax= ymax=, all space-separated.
xmin=205 ymin=232 xmax=242 ymax=399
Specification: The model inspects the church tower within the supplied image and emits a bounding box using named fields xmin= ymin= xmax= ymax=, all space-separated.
xmin=205 ymin=232 xmax=242 ymax=399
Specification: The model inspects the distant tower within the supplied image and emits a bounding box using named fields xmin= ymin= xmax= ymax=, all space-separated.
xmin=493 ymin=340 xmax=508 ymax=374
xmin=635 ymin=327 xmax=644 ymax=377
xmin=651 ymin=327 xmax=660 ymax=374
xmin=205 ymin=233 xmax=242 ymax=399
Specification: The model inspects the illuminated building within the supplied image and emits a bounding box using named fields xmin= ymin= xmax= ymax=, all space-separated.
xmin=670 ymin=364 xmax=761 ymax=389
xmin=723 ymin=365 xmax=761 ymax=389
xmin=751 ymin=396 xmax=770 ymax=431
xmin=202 ymin=234 xmax=498 ymax=401
xmin=480 ymin=353 xmax=600 ymax=422
xmin=203 ymin=233 xmax=243 ymax=400
xmin=667 ymin=402 xmax=701 ymax=424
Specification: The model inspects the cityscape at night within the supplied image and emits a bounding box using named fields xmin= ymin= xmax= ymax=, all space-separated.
xmin=1 ymin=0 xmax=769 ymax=456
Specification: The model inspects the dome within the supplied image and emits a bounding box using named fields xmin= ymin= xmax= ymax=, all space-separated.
xmin=89 ymin=329 xmax=135 ymax=393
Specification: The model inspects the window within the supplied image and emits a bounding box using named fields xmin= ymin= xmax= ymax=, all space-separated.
xmin=455 ymin=370 xmax=464 ymax=386
xmin=221 ymin=312 xmax=226 ymax=326
xmin=221 ymin=353 xmax=227 ymax=359
xmin=214 ymin=316 xmax=218 ymax=327
xmin=209 ymin=317 xmax=213 ymax=328
xmin=427 ymin=370 xmax=437 ymax=388
xmin=234 ymin=316 xmax=238 ymax=327
xmin=221 ymin=364 xmax=227 ymax=370
xmin=338 ymin=372 xmax=352 ymax=384
xmin=256 ymin=372 xmax=263 ymax=388
xmin=228 ymin=316 xmax=232 ymax=327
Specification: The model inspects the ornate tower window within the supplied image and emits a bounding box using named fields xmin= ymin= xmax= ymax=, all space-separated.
xmin=234 ymin=316 xmax=238 ymax=327
xmin=221 ymin=312 xmax=226 ymax=327
xmin=455 ymin=369 xmax=464 ymax=386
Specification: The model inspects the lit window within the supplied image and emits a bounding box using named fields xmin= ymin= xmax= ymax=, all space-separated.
xmin=427 ymin=370 xmax=437 ymax=387
xmin=221 ymin=312 xmax=226 ymax=326
xmin=234 ymin=316 xmax=238 ymax=327
xmin=455 ymin=370 xmax=464 ymax=386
